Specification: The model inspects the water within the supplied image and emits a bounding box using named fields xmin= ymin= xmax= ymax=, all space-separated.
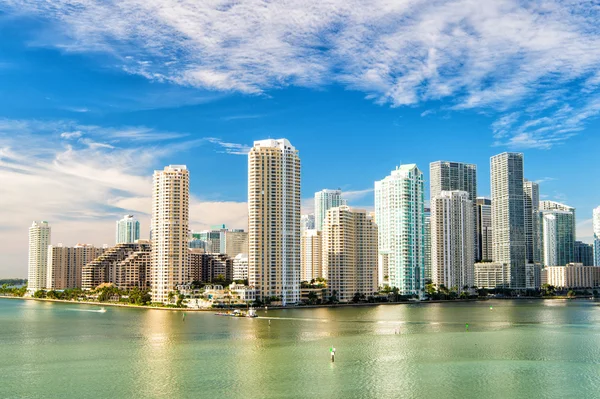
xmin=1 ymin=298 xmax=600 ymax=398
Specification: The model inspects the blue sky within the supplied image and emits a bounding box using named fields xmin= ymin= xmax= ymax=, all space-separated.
xmin=1 ymin=0 xmax=600 ymax=276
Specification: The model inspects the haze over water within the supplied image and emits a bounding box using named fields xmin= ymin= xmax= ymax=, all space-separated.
xmin=2 ymin=298 xmax=600 ymax=398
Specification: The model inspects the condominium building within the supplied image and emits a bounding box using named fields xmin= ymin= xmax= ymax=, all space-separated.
xmin=523 ymin=180 xmax=540 ymax=264
xmin=424 ymin=208 xmax=431 ymax=282
xmin=314 ymin=189 xmax=346 ymax=232
xmin=594 ymin=206 xmax=600 ymax=266
xmin=474 ymin=262 xmax=510 ymax=289
xmin=189 ymin=252 xmax=233 ymax=283
xmin=47 ymin=244 xmax=105 ymax=290
xmin=476 ymin=198 xmax=493 ymax=262
xmin=537 ymin=209 xmax=575 ymax=267
xmin=248 ymin=139 xmax=301 ymax=305
xmin=430 ymin=161 xmax=477 ymax=201
xmin=82 ymin=242 xmax=151 ymax=291
xmin=233 ymin=253 xmax=249 ymax=281
xmin=301 ymin=229 xmax=322 ymax=281
xmin=575 ymin=241 xmax=594 ymax=266
xmin=375 ymin=164 xmax=425 ymax=295
xmin=28 ymin=221 xmax=51 ymax=292
xmin=491 ymin=152 xmax=526 ymax=289
xmin=223 ymin=230 xmax=248 ymax=258
xmin=116 ymin=215 xmax=140 ymax=244
xmin=542 ymin=263 xmax=600 ymax=289
xmin=431 ymin=191 xmax=474 ymax=293
xmin=151 ymin=165 xmax=190 ymax=303
xmin=322 ymin=206 xmax=378 ymax=302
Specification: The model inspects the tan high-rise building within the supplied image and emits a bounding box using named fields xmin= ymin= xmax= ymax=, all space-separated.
xmin=28 ymin=221 xmax=51 ymax=293
xmin=322 ymin=206 xmax=378 ymax=303
xmin=224 ymin=230 xmax=249 ymax=258
xmin=47 ymin=244 xmax=105 ymax=290
xmin=151 ymin=165 xmax=190 ymax=303
xmin=248 ymin=139 xmax=301 ymax=306
xmin=301 ymin=229 xmax=322 ymax=281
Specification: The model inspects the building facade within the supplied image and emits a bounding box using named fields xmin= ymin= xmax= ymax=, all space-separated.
xmin=523 ymin=180 xmax=540 ymax=264
xmin=189 ymin=253 xmax=233 ymax=283
xmin=314 ymin=189 xmax=346 ymax=231
xmin=151 ymin=165 xmax=190 ymax=303
xmin=424 ymin=208 xmax=431 ymax=282
xmin=474 ymin=262 xmax=510 ymax=289
xmin=28 ymin=221 xmax=51 ymax=292
xmin=233 ymin=253 xmax=249 ymax=281
xmin=375 ymin=164 xmax=425 ymax=295
xmin=47 ymin=244 xmax=105 ymax=290
xmin=322 ymin=206 xmax=378 ymax=302
xmin=301 ymin=214 xmax=315 ymax=232
xmin=301 ymin=229 xmax=322 ymax=281
xmin=116 ymin=215 xmax=140 ymax=244
xmin=431 ymin=191 xmax=474 ymax=293
xmin=248 ymin=139 xmax=301 ymax=305
xmin=223 ymin=230 xmax=248 ymax=258
xmin=490 ymin=152 xmax=526 ymax=289
xmin=594 ymin=206 xmax=600 ymax=266
xmin=476 ymin=198 xmax=493 ymax=262
xmin=575 ymin=241 xmax=594 ymax=266
xmin=542 ymin=263 xmax=600 ymax=289
xmin=537 ymin=209 xmax=575 ymax=267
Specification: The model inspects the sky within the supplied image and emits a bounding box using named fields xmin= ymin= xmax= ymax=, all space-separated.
xmin=1 ymin=0 xmax=600 ymax=277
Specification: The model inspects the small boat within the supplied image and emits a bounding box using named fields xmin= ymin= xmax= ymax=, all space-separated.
xmin=246 ymin=308 xmax=258 ymax=318
xmin=99 ymin=307 xmax=107 ymax=313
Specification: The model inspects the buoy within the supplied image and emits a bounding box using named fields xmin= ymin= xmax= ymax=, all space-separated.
xmin=268 ymin=320 xmax=271 ymax=326
xmin=330 ymin=346 xmax=336 ymax=362
xmin=182 ymin=313 xmax=186 ymax=322
xmin=465 ymin=323 xmax=469 ymax=331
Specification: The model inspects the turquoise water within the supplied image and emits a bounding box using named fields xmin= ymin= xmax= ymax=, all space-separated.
xmin=1 ymin=298 xmax=600 ymax=398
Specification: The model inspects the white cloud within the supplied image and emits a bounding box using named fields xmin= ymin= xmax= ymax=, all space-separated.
xmin=60 ymin=131 xmax=83 ymax=139
xmin=343 ymin=188 xmax=374 ymax=203
xmin=4 ymin=0 xmax=600 ymax=147
xmin=206 ymin=137 xmax=252 ymax=155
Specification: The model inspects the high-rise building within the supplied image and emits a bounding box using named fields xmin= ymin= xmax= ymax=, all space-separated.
xmin=523 ymin=180 xmax=540 ymax=264
xmin=301 ymin=214 xmax=315 ymax=231
xmin=248 ymin=139 xmax=301 ymax=305
xmin=375 ymin=164 xmax=425 ymax=295
xmin=188 ymin=253 xmax=233 ymax=283
xmin=322 ymin=206 xmax=378 ymax=302
xmin=47 ymin=244 xmax=105 ymax=290
xmin=314 ymin=189 xmax=346 ymax=231
xmin=540 ymin=201 xmax=576 ymax=244
xmin=574 ymin=241 xmax=594 ymax=266
xmin=594 ymin=206 xmax=600 ymax=266
xmin=431 ymin=191 xmax=474 ymax=293
xmin=151 ymin=165 xmax=190 ymax=303
xmin=301 ymin=229 xmax=322 ymax=281
xmin=537 ymin=210 xmax=575 ymax=267
xmin=233 ymin=253 xmax=249 ymax=281
xmin=28 ymin=221 xmax=51 ymax=292
xmin=424 ymin=208 xmax=431 ymax=282
xmin=223 ymin=230 xmax=248 ymax=258
xmin=116 ymin=215 xmax=140 ymax=244
xmin=476 ymin=198 xmax=493 ymax=261
xmin=490 ymin=152 xmax=526 ymax=289
xmin=195 ymin=230 xmax=223 ymax=253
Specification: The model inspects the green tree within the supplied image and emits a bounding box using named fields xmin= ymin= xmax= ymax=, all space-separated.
xmin=567 ymin=290 xmax=576 ymax=298
xmin=307 ymin=291 xmax=318 ymax=305
xmin=33 ymin=290 xmax=46 ymax=298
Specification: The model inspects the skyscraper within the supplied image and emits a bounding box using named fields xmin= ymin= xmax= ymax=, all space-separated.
xmin=314 ymin=189 xmax=346 ymax=231
xmin=223 ymin=230 xmax=248 ymax=258
xmin=375 ymin=164 xmax=425 ymax=296
xmin=523 ymin=180 xmax=540 ymax=264
xmin=47 ymin=244 xmax=105 ymax=290
xmin=476 ymin=198 xmax=493 ymax=261
xmin=574 ymin=241 xmax=594 ymax=266
xmin=301 ymin=229 xmax=322 ymax=281
xmin=537 ymin=209 xmax=575 ymax=266
xmin=431 ymin=191 xmax=474 ymax=293
xmin=151 ymin=165 xmax=190 ymax=303
xmin=248 ymin=139 xmax=301 ymax=306
xmin=594 ymin=206 xmax=600 ymax=266
xmin=490 ymin=152 xmax=526 ymax=289
xmin=300 ymin=214 xmax=315 ymax=231
xmin=322 ymin=206 xmax=378 ymax=302
xmin=424 ymin=208 xmax=431 ymax=282
xmin=28 ymin=221 xmax=51 ymax=292
xmin=116 ymin=215 xmax=140 ymax=244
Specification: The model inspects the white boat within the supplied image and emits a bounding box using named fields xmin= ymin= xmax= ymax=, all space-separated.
xmin=99 ymin=307 xmax=107 ymax=313
xmin=247 ymin=308 xmax=258 ymax=318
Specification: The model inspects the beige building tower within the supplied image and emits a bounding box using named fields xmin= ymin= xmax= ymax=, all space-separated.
xmin=322 ymin=206 xmax=378 ymax=303
xmin=28 ymin=221 xmax=51 ymax=292
xmin=47 ymin=244 xmax=105 ymax=290
xmin=248 ymin=139 xmax=301 ymax=306
xmin=301 ymin=229 xmax=322 ymax=281
xmin=151 ymin=165 xmax=190 ymax=303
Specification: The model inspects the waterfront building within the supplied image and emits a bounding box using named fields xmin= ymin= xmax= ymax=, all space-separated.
xmin=151 ymin=165 xmax=190 ymax=303
xmin=223 ymin=230 xmax=248 ymax=258
xmin=474 ymin=262 xmax=510 ymax=289
xmin=431 ymin=191 xmax=474 ymax=293
xmin=248 ymin=139 xmax=301 ymax=305
xmin=537 ymin=209 xmax=575 ymax=267
xmin=189 ymin=253 xmax=233 ymax=283
xmin=28 ymin=221 xmax=51 ymax=292
xmin=476 ymin=198 xmax=493 ymax=262
xmin=301 ymin=229 xmax=322 ymax=281
xmin=523 ymin=180 xmax=540 ymax=264
xmin=115 ymin=215 xmax=140 ymax=244
xmin=82 ymin=241 xmax=151 ymax=290
xmin=322 ymin=206 xmax=378 ymax=303
xmin=424 ymin=208 xmax=431 ymax=282
xmin=541 ymin=263 xmax=600 ymax=289
xmin=526 ymin=263 xmax=542 ymax=290
xmin=594 ymin=206 xmax=600 ymax=266
xmin=233 ymin=253 xmax=249 ymax=281
xmin=575 ymin=241 xmax=594 ymax=266
xmin=301 ymin=214 xmax=315 ymax=232
xmin=490 ymin=152 xmax=526 ymax=289
xmin=46 ymin=244 xmax=105 ymax=290
xmin=314 ymin=189 xmax=346 ymax=231
xmin=375 ymin=164 xmax=425 ymax=295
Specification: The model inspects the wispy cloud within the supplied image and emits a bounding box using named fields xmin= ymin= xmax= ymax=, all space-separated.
xmin=5 ymin=0 xmax=600 ymax=148
xmin=206 ymin=137 xmax=251 ymax=155
xmin=344 ymin=188 xmax=374 ymax=202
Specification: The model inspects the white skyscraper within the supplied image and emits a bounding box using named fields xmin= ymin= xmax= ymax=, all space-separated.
xmin=375 ymin=164 xmax=425 ymax=295
xmin=431 ymin=191 xmax=474 ymax=293
xmin=594 ymin=206 xmax=600 ymax=266
xmin=28 ymin=221 xmax=51 ymax=292
xmin=314 ymin=189 xmax=346 ymax=231
xmin=151 ymin=165 xmax=190 ymax=303
xmin=523 ymin=180 xmax=540 ymax=264
xmin=116 ymin=215 xmax=140 ymax=244
xmin=301 ymin=229 xmax=322 ymax=281
xmin=491 ymin=152 xmax=526 ymax=289
xmin=248 ymin=139 xmax=301 ymax=306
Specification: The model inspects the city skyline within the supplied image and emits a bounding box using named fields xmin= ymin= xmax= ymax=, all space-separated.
xmin=2 ymin=2 xmax=600 ymax=276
